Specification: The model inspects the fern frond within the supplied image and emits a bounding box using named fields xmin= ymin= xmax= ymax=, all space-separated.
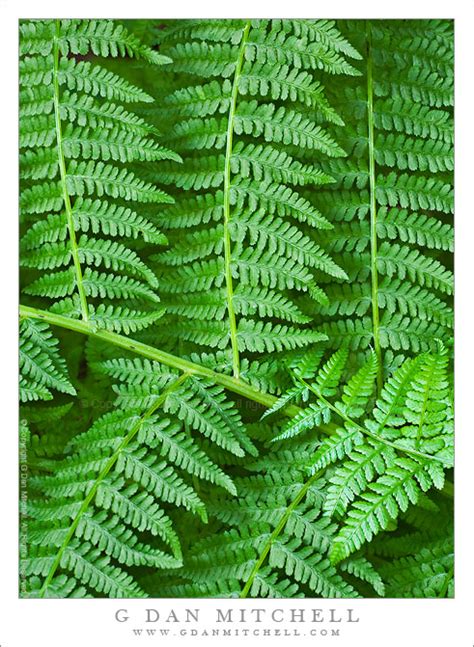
xmin=377 ymin=537 xmax=453 ymax=597
xmin=155 ymin=446 xmax=381 ymax=598
xmin=20 ymin=319 xmax=76 ymax=401
xmin=339 ymin=555 xmax=385 ymax=596
xmin=24 ymin=357 xmax=253 ymax=597
xmin=150 ymin=18 xmax=357 ymax=375
xmin=19 ymin=18 xmax=454 ymax=602
xmin=310 ymin=19 xmax=453 ymax=361
xmin=329 ymin=458 xmax=438 ymax=563
xmin=270 ymin=347 xmax=453 ymax=563
xmin=20 ymin=18 xmax=175 ymax=335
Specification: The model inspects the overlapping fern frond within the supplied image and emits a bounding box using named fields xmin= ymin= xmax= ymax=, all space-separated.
xmin=143 ymin=467 xmax=378 ymax=598
xmin=20 ymin=19 xmax=176 ymax=337
xmin=269 ymin=343 xmax=453 ymax=563
xmin=147 ymin=341 xmax=452 ymax=598
xmin=23 ymin=356 xmax=254 ymax=597
xmin=370 ymin=498 xmax=454 ymax=597
xmin=307 ymin=19 xmax=453 ymax=377
xmin=144 ymin=19 xmax=362 ymax=379
xmin=19 ymin=318 xmax=76 ymax=402
xmin=19 ymin=18 xmax=454 ymax=601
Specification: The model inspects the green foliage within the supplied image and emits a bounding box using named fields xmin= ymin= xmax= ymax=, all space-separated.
xmin=309 ymin=19 xmax=453 ymax=357
xmin=20 ymin=18 xmax=175 ymax=334
xmin=19 ymin=18 xmax=453 ymax=600
xmin=23 ymin=364 xmax=252 ymax=597
xmin=144 ymin=471 xmax=365 ymax=598
xmin=370 ymin=499 xmax=454 ymax=597
xmin=148 ymin=18 xmax=361 ymax=375
xmin=270 ymin=345 xmax=452 ymax=566
xmin=20 ymin=319 xmax=76 ymax=402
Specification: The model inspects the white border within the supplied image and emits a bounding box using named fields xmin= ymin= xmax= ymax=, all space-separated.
xmin=1 ymin=1 xmax=473 ymax=645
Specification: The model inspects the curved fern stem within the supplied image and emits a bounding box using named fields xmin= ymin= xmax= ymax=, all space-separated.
xmin=297 ymin=375 xmax=449 ymax=465
xmin=19 ymin=303 xmax=300 ymax=415
xmin=239 ymin=471 xmax=321 ymax=598
xmin=19 ymin=304 xmax=453 ymax=470
xmin=52 ymin=19 xmax=89 ymax=322
xmin=222 ymin=20 xmax=251 ymax=379
xmin=37 ymin=372 xmax=190 ymax=597
xmin=366 ymin=20 xmax=382 ymax=392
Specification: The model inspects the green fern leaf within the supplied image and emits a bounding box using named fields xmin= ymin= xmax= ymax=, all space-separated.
xmin=150 ymin=18 xmax=357 ymax=375
xmin=20 ymin=319 xmax=76 ymax=401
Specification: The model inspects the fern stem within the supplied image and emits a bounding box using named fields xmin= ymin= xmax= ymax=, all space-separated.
xmin=222 ymin=20 xmax=251 ymax=379
xmin=366 ymin=20 xmax=383 ymax=392
xmin=239 ymin=471 xmax=321 ymax=598
xmin=19 ymin=304 xmax=300 ymax=416
xmin=298 ymin=376 xmax=449 ymax=466
xmin=19 ymin=304 xmax=452 ymax=470
xmin=37 ymin=372 xmax=190 ymax=597
xmin=21 ymin=304 xmax=454 ymax=597
xmin=52 ymin=19 xmax=89 ymax=322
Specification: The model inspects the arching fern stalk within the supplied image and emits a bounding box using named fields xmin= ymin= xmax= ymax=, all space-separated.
xmin=307 ymin=19 xmax=453 ymax=382
xmin=145 ymin=19 xmax=362 ymax=380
